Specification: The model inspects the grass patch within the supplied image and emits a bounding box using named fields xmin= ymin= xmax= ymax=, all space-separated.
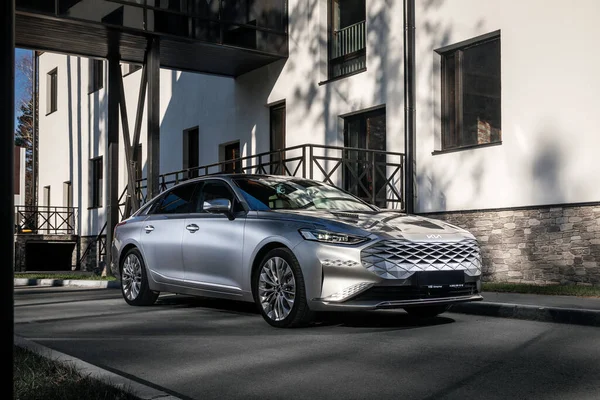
xmin=14 ymin=273 xmax=116 ymax=281
xmin=483 ymin=282 xmax=600 ymax=297
xmin=14 ymin=346 xmax=138 ymax=400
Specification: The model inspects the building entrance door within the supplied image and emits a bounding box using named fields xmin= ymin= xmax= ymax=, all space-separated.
xmin=343 ymin=107 xmax=386 ymax=207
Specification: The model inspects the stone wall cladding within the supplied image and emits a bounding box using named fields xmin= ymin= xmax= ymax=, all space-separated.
xmin=424 ymin=204 xmax=600 ymax=285
xmin=13 ymin=234 xmax=79 ymax=272
xmin=79 ymin=235 xmax=99 ymax=273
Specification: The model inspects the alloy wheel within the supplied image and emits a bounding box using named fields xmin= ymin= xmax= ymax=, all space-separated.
xmin=122 ymin=254 xmax=142 ymax=301
xmin=258 ymin=256 xmax=296 ymax=321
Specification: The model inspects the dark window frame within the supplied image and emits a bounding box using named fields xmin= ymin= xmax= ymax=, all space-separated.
xmin=89 ymin=156 xmax=103 ymax=209
xmin=46 ymin=68 xmax=58 ymax=115
xmin=326 ymin=0 xmax=367 ymax=81
xmin=89 ymin=59 xmax=104 ymax=94
xmin=436 ymin=31 xmax=501 ymax=152
xmin=269 ymin=101 xmax=286 ymax=174
xmin=221 ymin=141 xmax=242 ymax=174
xmin=183 ymin=127 xmax=200 ymax=179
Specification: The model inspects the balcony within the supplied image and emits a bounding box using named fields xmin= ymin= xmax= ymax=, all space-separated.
xmin=15 ymin=205 xmax=78 ymax=235
xmin=329 ymin=20 xmax=366 ymax=79
xmin=16 ymin=0 xmax=289 ymax=76
xmin=136 ymin=144 xmax=405 ymax=210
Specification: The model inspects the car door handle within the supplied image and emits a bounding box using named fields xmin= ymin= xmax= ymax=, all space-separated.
xmin=186 ymin=224 xmax=199 ymax=233
xmin=144 ymin=225 xmax=154 ymax=233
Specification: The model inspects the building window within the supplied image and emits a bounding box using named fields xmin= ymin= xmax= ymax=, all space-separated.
xmin=63 ymin=181 xmax=72 ymax=208
xmin=46 ymin=68 xmax=58 ymax=114
xmin=43 ymin=185 xmax=51 ymax=233
xmin=438 ymin=33 xmax=501 ymax=150
xmin=183 ymin=127 xmax=199 ymax=179
xmin=123 ymin=63 xmax=142 ymax=77
xmin=43 ymin=185 xmax=51 ymax=207
xmin=134 ymin=144 xmax=143 ymax=181
xmin=270 ymin=102 xmax=286 ymax=174
xmin=89 ymin=59 xmax=104 ymax=93
xmin=343 ymin=107 xmax=386 ymax=207
xmin=221 ymin=141 xmax=241 ymax=174
xmin=90 ymin=157 xmax=103 ymax=209
xmin=328 ymin=0 xmax=366 ymax=80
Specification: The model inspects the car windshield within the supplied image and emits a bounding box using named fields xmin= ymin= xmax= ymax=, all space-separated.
xmin=233 ymin=177 xmax=376 ymax=212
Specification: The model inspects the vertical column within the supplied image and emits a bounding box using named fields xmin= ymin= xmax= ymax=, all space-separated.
xmin=32 ymin=51 xmax=38 ymax=206
xmin=147 ymin=37 xmax=160 ymax=199
xmin=105 ymin=54 xmax=120 ymax=274
xmin=404 ymin=0 xmax=416 ymax=213
xmin=1 ymin=0 xmax=15 ymax=394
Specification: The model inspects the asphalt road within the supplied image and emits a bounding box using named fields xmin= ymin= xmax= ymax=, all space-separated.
xmin=14 ymin=286 xmax=600 ymax=400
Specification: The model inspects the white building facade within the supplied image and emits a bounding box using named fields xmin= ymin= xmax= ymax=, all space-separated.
xmin=37 ymin=0 xmax=600 ymax=284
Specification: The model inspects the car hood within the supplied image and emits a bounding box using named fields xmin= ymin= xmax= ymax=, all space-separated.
xmin=267 ymin=209 xmax=474 ymax=241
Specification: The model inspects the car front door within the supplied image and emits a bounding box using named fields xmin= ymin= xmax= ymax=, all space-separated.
xmin=182 ymin=179 xmax=246 ymax=293
xmin=139 ymin=182 xmax=198 ymax=284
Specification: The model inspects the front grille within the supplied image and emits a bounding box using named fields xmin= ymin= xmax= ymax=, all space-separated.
xmin=361 ymin=239 xmax=482 ymax=279
xmin=351 ymin=283 xmax=478 ymax=303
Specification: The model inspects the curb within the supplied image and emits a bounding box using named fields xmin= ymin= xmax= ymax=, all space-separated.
xmin=449 ymin=301 xmax=600 ymax=327
xmin=14 ymin=278 xmax=120 ymax=289
xmin=15 ymin=335 xmax=183 ymax=400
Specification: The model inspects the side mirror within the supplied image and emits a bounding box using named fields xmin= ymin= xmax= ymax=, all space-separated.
xmin=203 ymin=198 xmax=234 ymax=220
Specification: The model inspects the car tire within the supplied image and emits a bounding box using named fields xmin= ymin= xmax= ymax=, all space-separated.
xmin=253 ymin=248 xmax=313 ymax=328
xmin=120 ymin=248 xmax=159 ymax=306
xmin=404 ymin=305 xmax=449 ymax=318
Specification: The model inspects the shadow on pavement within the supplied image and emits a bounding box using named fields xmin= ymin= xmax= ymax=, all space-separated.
xmin=155 ymin=294 xmax=455 ymax=330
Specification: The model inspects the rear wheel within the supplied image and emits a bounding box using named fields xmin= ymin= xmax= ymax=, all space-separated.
xmin=404 ymin=305 xmax=449 ymax=318
xmin=120 ymin=248 xmax=158 ymax=306
xmin=254 ymin=248 xmax=313 ymax=328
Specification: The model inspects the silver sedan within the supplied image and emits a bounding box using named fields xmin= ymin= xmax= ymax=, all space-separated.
xmin=111 ymin=175 xmax=483 ymax=327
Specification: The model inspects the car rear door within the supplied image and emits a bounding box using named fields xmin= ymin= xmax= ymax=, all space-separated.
xmin=182 ymin=179 xmax=246 ymax=293
xmin=139 ymin=182 xmax=198 ymax=284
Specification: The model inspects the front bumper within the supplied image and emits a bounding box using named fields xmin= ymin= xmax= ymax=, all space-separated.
xmin=293 ymin=238 xmax=483 ymax=312
xmin=310 ymin=275 xmax=482 ymax=311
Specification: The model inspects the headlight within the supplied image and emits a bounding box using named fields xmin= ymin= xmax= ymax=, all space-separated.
xmin=299 ymin=228 xmax=368 ymax=245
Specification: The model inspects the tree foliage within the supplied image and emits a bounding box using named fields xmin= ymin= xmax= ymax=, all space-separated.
xmin=14 ymin=51 xmax=37 ymax=206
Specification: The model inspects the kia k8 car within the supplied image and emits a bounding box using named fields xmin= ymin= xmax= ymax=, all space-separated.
xmin=111 ymin=175 xmax=483 ymax=327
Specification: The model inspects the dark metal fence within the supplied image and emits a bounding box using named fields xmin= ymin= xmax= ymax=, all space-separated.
xmin=15 ymin=205 xmax=78 ymax=235
xmin=77 ymin=187 xmax=128 ymax=268
xmin=136 ymin=144 xmax=405 ymax=210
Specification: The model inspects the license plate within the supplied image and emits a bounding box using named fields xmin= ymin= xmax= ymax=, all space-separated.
xmin=416 ymin=271 xmax=465 ymax=287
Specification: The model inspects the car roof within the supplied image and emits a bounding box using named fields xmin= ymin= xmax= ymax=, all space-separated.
xmin=180 ymin=174 xmax=309 ymax=184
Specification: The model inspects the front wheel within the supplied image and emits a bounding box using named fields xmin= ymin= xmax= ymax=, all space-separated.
xmin=120 ymin=248 xmax=158 ymax=306
xmin=404 ymin=305 xmax=449 ymax=318
xmin=253 ymin=248 xmax=313 ymax=328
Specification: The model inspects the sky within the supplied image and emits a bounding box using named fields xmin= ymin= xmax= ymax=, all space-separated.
xmin=14 ymin=48 xmax=32 ymax=127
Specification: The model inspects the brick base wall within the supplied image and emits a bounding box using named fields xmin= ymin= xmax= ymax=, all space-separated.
xmin=424 ymin=204 xmax=600 ymax=285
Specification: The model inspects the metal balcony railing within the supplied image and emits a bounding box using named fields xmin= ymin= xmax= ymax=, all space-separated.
xmin=331 ymin=20 xmax=366 ymax=59
xmin=136 ymin=144 xmax=405 ymax=210
xmin=329 ymin=20 xmax=366 ymax=78
xmin=15 ymin=205 xmax=78 ymax=235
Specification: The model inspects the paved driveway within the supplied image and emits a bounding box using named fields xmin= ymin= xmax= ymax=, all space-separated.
xmin=14 ymin=287 xmax=600 ymax=400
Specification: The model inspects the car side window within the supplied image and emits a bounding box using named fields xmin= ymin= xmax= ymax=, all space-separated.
xmin=195 ymin=180 xmax=243 ymax=213
xmin=152 ymin=183 xmax=197 ymax=215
